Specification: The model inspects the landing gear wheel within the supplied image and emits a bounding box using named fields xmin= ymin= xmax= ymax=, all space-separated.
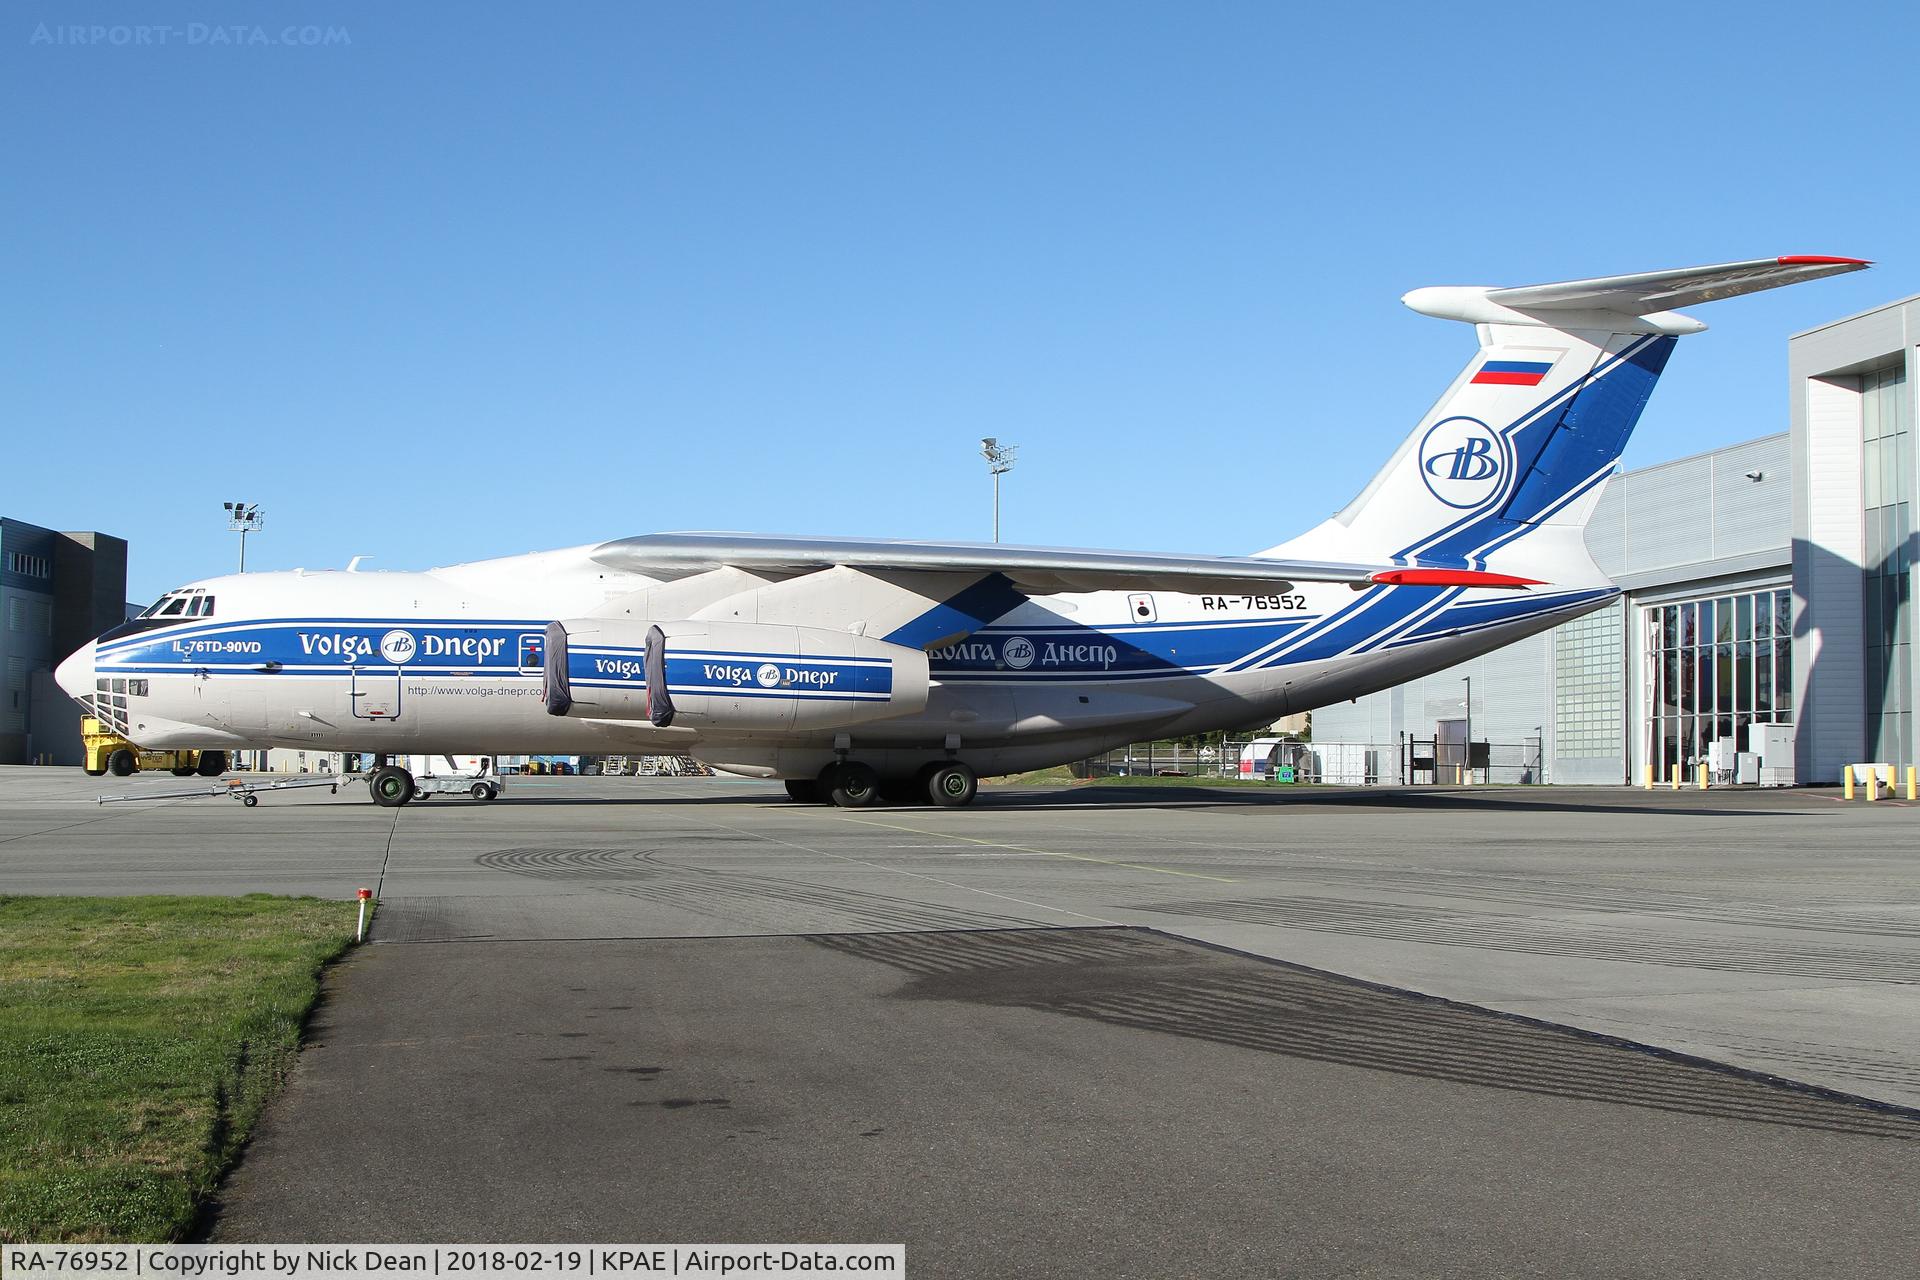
xmin=107 ymin=749 xmax=137 ymax=777
xmin=470 ymin=782 xmax=497 ymax=802
xmin=824 ymin=761 xmax=880 ymax=809
xmin=368 ymin=765 xmax=415 ymax=808
xmin=926 ymin=761 xmax=978 ymax=807
xmin=784 ymin=779 xmax=822 ymax=804
xmin=196 ymin=751 xmax=228 ymax=777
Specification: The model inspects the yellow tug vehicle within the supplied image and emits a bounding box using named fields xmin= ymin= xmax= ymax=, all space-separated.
xmin=81 ymin=716 xmax=228 ymax=779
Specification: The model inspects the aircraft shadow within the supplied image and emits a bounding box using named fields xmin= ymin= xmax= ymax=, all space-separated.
xmin=458 ymin=784 xmax=1816 ymax=819
xmin=813 ymin=927 xmax=1920 ymax=1140
xmin=969 ymin=783 xmax=1822 ymax=819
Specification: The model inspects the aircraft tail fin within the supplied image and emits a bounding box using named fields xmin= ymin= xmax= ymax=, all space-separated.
xmin=1268 ymin=256 xmax=1868 ymax=581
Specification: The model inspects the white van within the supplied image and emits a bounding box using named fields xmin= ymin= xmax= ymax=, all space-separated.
xmin=1238 ymin=738 xmax=1284 ymax=779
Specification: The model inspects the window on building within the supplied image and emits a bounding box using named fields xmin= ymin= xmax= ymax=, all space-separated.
xmin=1555 ymin=600 xmax=1623 ymax=759
xmin=1862 ymin=363 xmax=1912 ymax=766
xmin=4 ymin=551 xmax=51 ymax=579
xmin=1642 ymin=587 xmax=1793 ymax=783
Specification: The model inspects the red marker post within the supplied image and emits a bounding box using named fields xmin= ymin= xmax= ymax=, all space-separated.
xmin=356 ymin=887 xmax=372 ymax=942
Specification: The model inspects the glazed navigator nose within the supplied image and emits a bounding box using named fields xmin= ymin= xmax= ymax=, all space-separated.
xmin=55 ymin=640 xmax=97 ymax=701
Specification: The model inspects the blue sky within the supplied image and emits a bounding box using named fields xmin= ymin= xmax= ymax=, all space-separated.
xmin=3 ymin=1 xmax=1911 ymax=603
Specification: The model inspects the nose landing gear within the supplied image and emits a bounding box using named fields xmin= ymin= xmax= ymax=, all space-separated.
xmin=368 ymin=764 xmax=415 ymax=807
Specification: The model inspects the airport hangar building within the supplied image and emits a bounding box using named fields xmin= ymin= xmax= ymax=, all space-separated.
xmin=0 ymin=517 xmax=129 ymax=766
xmin=1313 ymin=295 xmax=1915 ymax=787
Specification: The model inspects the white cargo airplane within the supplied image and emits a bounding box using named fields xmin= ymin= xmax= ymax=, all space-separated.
xmin=59 ymin=256 xmax=1866 ymax=808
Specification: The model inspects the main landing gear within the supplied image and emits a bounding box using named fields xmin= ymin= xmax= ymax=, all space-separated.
xmin=798 ymin=759 xmax=979 ymax=808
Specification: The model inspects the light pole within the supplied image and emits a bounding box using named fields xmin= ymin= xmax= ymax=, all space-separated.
xmin=223 ymin=501 xmax=264 ymax=573
xmin=980 ymin=437 xmax=1017 ymax=543
xmin=1462 ymin=674 xmax=1473 ymax=785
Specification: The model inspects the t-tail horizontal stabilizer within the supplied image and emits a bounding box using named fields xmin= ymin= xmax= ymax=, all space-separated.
xmin=1404 ymin=255 xmax=1870 ymax=335
xmin=1272 ymin=254 xmax=1870 ymax=582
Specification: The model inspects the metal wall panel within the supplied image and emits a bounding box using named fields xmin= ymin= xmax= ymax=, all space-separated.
xmin=1620 ymin=454 xmax=1718 ymax=575
xmin=1584 ymin=478 xmax=1629 ymax=579
xmin=1710 ymin=436 xmax=1792 ymax=560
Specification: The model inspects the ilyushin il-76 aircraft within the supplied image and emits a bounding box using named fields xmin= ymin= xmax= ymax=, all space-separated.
xmin=59 ymin=256 xmax=1866 ymax=809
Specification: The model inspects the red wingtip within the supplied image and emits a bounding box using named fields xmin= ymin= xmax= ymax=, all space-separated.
xmin=1370 ymin=569 xmax=1545 ymax=588
xmin=1777 ymin=255 xmax=1872 ymax=266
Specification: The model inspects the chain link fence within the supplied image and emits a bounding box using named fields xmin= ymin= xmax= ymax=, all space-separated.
xmin=1081 ymin=735 xmax=1545 ymax=785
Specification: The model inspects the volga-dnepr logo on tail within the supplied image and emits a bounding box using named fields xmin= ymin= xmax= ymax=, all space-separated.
xmin=1417 ymin=416 xmax=1508 ymax=510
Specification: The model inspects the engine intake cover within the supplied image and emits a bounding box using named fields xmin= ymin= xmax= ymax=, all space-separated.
xmin=544 ymin=617 xmax=930 ymax=733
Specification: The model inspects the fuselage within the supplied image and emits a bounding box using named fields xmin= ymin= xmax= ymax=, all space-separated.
xmin=58 ymin=542 xmax=1614 ymax=781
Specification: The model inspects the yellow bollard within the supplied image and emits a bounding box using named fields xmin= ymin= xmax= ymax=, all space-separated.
xmin=1843 ymin=768 xmax=1855 ymax=801
xmin=1865 ymin=767 xmax=1878 ymax=801
xmin=1641 ymin=764 xmax=1653 ymax=790
xmin=1670 ymin=769 xmax=1679 ymax=791
xmin=1698 ymin=763 xmax=1709 ymax=791
xmin=1907 ymin=765 xmax=1916 ymax=802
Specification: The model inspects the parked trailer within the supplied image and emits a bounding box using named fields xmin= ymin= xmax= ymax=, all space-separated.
xmin=403 ymin=755 xmax=506 ymax=803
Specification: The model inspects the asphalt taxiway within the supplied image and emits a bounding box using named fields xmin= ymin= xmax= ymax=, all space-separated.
xmin=2 ymin=768 xmax=1916 ymax=1272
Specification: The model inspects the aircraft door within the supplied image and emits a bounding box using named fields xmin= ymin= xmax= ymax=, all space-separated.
xmin=1434 ymin=717 xmax=1465 ymax=782
xmin=349 ymin=661 xmax=404 ymax=721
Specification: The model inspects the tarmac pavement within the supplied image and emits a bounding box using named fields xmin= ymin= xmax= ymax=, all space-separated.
xmin=3 ymin=766 xmax=1917 ymax=1269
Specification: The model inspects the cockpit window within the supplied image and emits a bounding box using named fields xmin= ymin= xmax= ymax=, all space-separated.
xmin=139 ymin=590 xmax=216 ymax=620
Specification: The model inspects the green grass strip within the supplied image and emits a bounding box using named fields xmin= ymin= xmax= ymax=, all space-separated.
xmin=0 ymin=895 xmax=359 ymax=1243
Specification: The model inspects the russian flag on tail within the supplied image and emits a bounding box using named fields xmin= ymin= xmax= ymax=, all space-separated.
xmin=1472 ymin=359 xmax=1553 ymax=386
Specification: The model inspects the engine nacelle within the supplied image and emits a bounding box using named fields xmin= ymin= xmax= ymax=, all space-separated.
xmin=543 ymin=617 xmax=930 ymax=732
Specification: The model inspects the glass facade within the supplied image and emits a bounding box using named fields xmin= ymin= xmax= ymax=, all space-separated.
xmin=1555 ymin=599 xmax=1623 ymax=759
xmin=1642 ymin=589 xmax=1792 ymax=782
xmin=1862 ymin=364 xmax=1912 ymax=766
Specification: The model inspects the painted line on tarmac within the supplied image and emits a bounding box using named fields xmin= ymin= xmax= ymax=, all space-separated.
xmin=819 ymin=813 xmax=1239 ymax=883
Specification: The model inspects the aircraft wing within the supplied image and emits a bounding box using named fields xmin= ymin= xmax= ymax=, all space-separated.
xmin=590 ymin=532 xmax=1540 ymax=596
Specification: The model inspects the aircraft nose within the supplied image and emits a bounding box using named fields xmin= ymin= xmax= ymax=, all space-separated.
xmin=55 ymin=641 xmax=97 ymax=701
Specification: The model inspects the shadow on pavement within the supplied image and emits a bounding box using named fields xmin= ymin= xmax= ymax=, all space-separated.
xmin=814 ymin=927 xmax=1920 ymax=1141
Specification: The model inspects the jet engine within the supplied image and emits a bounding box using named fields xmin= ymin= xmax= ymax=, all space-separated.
xmin=542 ymin=617 xmax=930 ymax=732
